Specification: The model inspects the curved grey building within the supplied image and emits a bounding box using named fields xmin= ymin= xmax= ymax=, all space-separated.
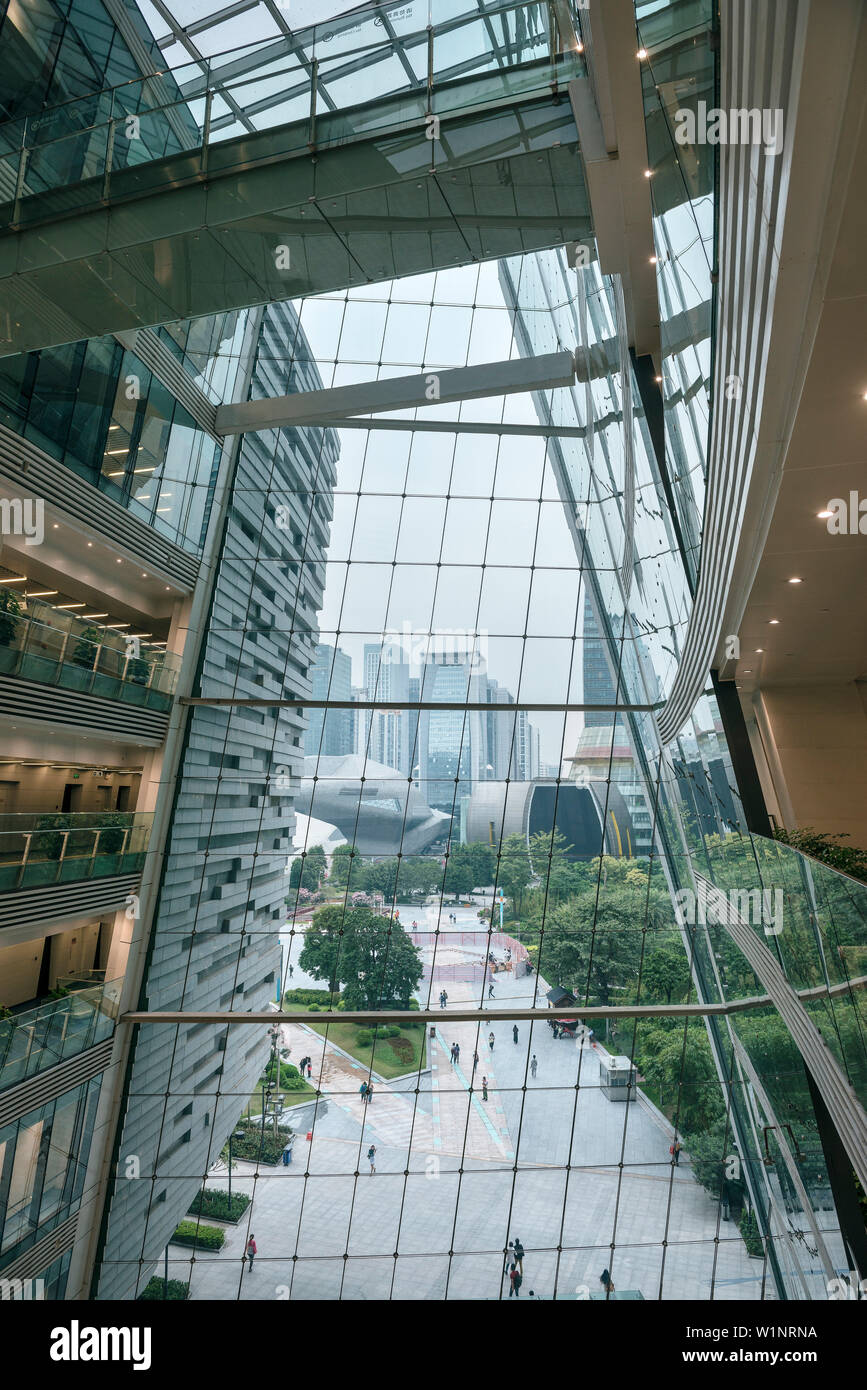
xmin=463 ymin=779 xmax=636 ymax=860
xmin=295 ymin=755 xmax=451 ymax=855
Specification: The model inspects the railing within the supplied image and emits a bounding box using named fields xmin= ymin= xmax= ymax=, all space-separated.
xmin=0 ymin=587 xmax=178 ymax=708
xmin=0 ymin=812 xmax=153 ymax=893
xmin=0 ymin=978 xmax=122 ymax=1092
xmin=0 ymin=0 xmax=584 ymax=231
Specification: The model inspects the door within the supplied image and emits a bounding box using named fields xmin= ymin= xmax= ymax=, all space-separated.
xmin=61 ymin=783 xmax=82 ymax=812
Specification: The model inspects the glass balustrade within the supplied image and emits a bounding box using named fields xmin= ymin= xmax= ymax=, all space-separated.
xmin=0 ymin=978 xmax=122 ymax=1093
xmin=0 ymin=812 xmax=153 ymax=892
xmin=0 ymin=588 xmax=178 ymax=709
xmin=0 ymin=0 xmax=584 ymax=231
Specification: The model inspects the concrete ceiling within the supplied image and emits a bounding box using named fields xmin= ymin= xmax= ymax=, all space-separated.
xmin=716 ymin=9 xmax=867 ymax=700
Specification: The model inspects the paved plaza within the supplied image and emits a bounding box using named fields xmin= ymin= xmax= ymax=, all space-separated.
xmin=166 ymin=903 xmax=775 ymax=1300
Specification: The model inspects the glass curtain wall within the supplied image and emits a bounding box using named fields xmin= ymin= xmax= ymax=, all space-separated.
xmin=88 ymin=240 xmax=864 ymax=1302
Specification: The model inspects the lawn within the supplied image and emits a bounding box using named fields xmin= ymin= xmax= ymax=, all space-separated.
xmin=281 ymin=1002 xmax=426 ymax=1079
xmin=245 ymin=1077 xmax=317 ymax=1116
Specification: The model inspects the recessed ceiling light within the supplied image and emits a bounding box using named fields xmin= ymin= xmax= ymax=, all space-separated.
xmin=644 ymin=169 xmax=653 ymax=178
xmin=788 ymin=576 xmax=803 ymax=584
xmin=141 ymin=573 xmax=148 ymax=578
xmin=743 ymin=669 xmax=752 ymax=674
xmin=649 ymin=255 xmax=657 ymax=264
xmin=654 ymin=375 xmax=663 ymax=383
xmin=87 ymin=542 xmax=93 ymax=547
xmin=52 ymin=523 xmax=59 ymax=529
xmin=769 ymin=619 xmax=779 ymax=624
xmin=755 ymin=648 xmax=763 ymax=653
xmin=116 ymin=558 xmax=122 ymax=564
xmin=26 ymin=590 xmax=58 ymax=597
xmin=165 ymin=586 xmax=171 ymax=591
xmin=637 ymin=48 xmax=648 ymax=59
xmin=816 ymin=509 xmax=832 ymax=519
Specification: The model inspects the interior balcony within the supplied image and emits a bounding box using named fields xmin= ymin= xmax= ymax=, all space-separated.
xmin=0 ymin=976 xmax=122 ymax=1095
xmin=0 ymin=575 xmax=178 ymax=744
xmin=0 ymin=809 xmax=151 ymax=937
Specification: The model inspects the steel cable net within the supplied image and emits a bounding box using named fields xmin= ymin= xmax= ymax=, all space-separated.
xmin=94 ymin=252 xmax=860 ymax=1303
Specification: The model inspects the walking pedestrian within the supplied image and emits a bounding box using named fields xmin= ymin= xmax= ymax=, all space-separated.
xmin=288 ymin=964 xmax=294 ymax=978
xmin=360 ymin=1081 xmax=368 ymax=1102
xmin=442 ymin=990 xmax=449 ymax=1009
xmin=509 ymin=1266 xmax=523 ymax=1298
xmin=306 ymin=1061 xmax=312 ymax=1080
xmin=282 ymin=1140 xmax=293 ymax=1167
xmin=671 ymin=1139 xmax=682 ymax=1166
xmin=512 ymin=1024 xmax=519 ymax=1045
xmin=488 ymin=1031 xmax=495 ymax=1051
xmin=530 ymin=1054 xmax=537 ymax=1079
xmin=505 ymin=1242 xmax=517 ymax=1274
xmin=454 ymin=1043 xmax=460 ymax=1064
xmin=450 ymin=1043 xmax=457 ymax=1064
xmin=367 ymin=1144 xmax=376 ymax=1175
xmin=482 ymin=1076 xmax=488 ymax=1101
xmin=513 ymin=1237 xmax=524 ymax=1274
xmin=472 ymin=1050 xmax=479 ymax=1074
xmin=246 ymin=1234 xmax=257 ymax=1271
xmin=600 ymin=1268 xmax=615 ymax=1296
xmin=488 ymin=983 xmax=495 ymax=999
xmin=366 ymin=1082 xmax=374 ymax=1103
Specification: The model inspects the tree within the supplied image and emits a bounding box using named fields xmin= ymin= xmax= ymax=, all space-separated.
xmin=687 ymin=1112 xmax=745 ymax=1207
xmin=538 ymin=882 xmax=651 ymax=1005
xmin=328 ymin=843 xmax=357 ymax=890
xmin=298 ymin=903 xmax=345 ymax=996
xmin=527 ymin=828 xmax=578 ymax=906
xmin=642 ymin=945 xmax=691 ymax=1004
xmin=289 ymin=843 xmax=326 ymax=892
xmin=338 ymin=908 xmax=424 ymax=1010
xmin=496 ymin=834 xmax=532 ymax=915
xmin=363 ymin=857 xmax=400 ymax=900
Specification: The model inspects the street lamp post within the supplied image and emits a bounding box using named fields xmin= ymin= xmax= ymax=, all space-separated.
xmin=227 ymin=1128 xmax=245 ymax=1203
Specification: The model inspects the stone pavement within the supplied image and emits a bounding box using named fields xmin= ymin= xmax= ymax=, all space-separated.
xmin=163 ymin=901 xmax=800 ymax=1299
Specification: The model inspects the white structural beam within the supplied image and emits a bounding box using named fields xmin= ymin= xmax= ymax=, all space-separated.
xmin=569 ymin=0 xmax=660 ymax=360
xmin=214 ymin=351 xmax=577 ymax=436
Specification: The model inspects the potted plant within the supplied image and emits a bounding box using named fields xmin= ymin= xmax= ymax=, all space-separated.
xmin=71 ymin=624 xmax=100 ymax=671
xmin=0 ymin=586 xmax=23 ymax=650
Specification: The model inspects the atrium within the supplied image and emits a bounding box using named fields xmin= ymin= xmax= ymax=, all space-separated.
xmin=0 ymin=0 xmax=865 ymax=1324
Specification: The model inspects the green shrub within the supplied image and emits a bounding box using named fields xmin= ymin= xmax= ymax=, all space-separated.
xmin=739 ymin=1208 xmax=764 ymax=1258
xmin=170 ymin=1220 xmax=225 ymax=1251
xmin=356 ymin=1029 xmax=374 ymax=1046
xmin=188 ymin=1188 xmax=251 ymax=1222
xmin=139 ymin=1277 xmax=189 ymax=1301
xmin=283 ymin=988 xmax=337 ymax=1006
xmin=308 ymin=1003 xmax=320 ymax=1012
xmin=228 ymin=1123 xmax=294 ymax=1166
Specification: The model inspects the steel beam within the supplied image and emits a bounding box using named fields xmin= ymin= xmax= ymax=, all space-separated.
xmin=214 ymin=352 xmax=578 ymax=435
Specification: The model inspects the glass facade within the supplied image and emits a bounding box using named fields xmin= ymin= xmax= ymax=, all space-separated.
xmin=0 ymin=1076 xmax=102 ymax=1274
xmin=0 ymin=0 xmax=863 ymax=1313
xmin=92 ymin=251 xmax=866 ymax=1301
